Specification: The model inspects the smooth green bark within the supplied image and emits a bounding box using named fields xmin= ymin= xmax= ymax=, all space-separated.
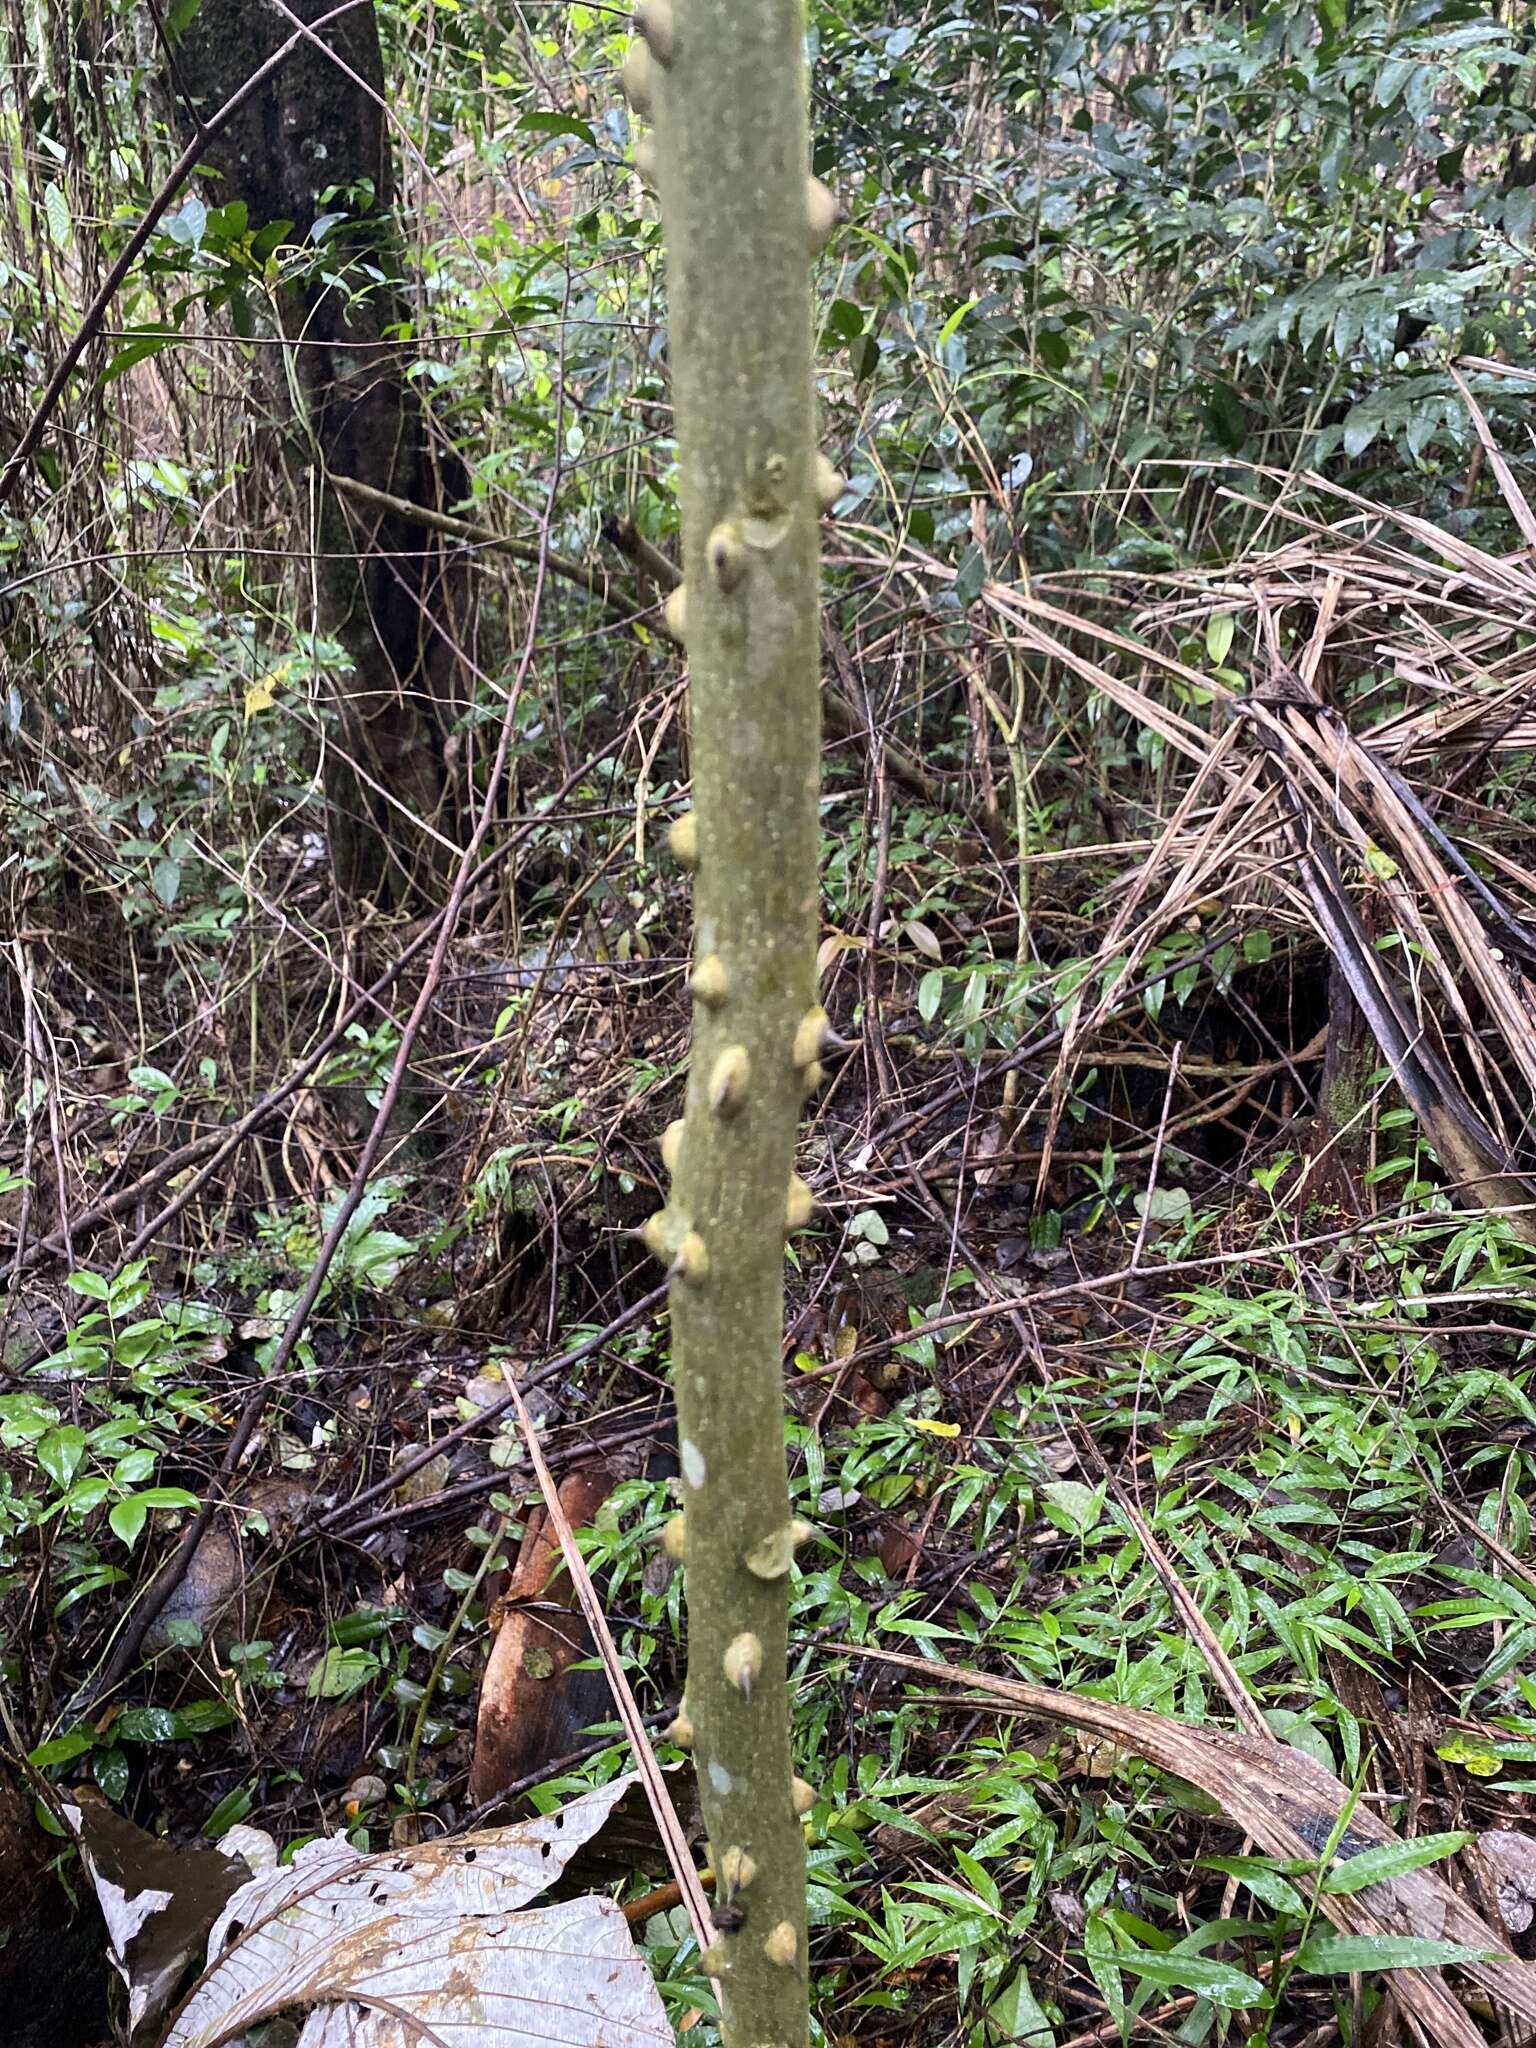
xmin=634 ymin=4 xmax=823 ymax=2043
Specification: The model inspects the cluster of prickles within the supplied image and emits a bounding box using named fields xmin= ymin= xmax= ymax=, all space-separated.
xmin=659 ymin=1510 xmax=821 ymax=1982
xmin=638 ymin=984 xmax=829 ymax=1286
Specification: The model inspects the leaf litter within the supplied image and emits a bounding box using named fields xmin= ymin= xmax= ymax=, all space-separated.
xmin=67 ymin=1775 xmax=670 ymax=2048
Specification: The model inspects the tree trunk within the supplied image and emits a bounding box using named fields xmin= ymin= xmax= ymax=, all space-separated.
xmin=637 ymin=3 xmax=825 ymax=2041
xmin=171 ymin=0 xmax=468 ymax=902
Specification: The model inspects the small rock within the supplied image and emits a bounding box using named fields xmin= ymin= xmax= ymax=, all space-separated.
xmin=342 ymin=1776 xmax=387 ymax=1817
xmin=392 ymin=1452 xmax=451 ymax=1503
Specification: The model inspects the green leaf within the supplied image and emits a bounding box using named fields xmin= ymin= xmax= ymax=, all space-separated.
xmin=54 ymin=1566 xmax=127 ymax=1617
xmin=92 ymin=1745 xmax=130 ymax=1801
xmin=1342 ymin=406 xmax=1380 ymax=459
xmin=330 ymin=1606 xmax=406 ymax=1647
xmin=1296 ymin=1933 xmax=1492 ymax=1974
xmin=1242 ymin=928 xmax=1273 ymax=964
xmin=1040 ymin=1479 xmax=1105 ymax=1537
xmin=151 ymin=857 xmax=182 ymax=907
xmin=917 ymin=968 xmax=944 ymax=1024
xmin=938 ymin=296 xmax=980 ymax=349
xmin=827 ymin=298 xmax=865 ymax=343
xmin=989 ymin=1965 xmax=1054 ymax=2045
xmin=166 ymin=195 xmax=207 ymax=248
xmin=517 ymin=110 xmax=596 ymax=147
xmin=118 ymin=1699 xmax=234 ymax=1742
xmin=1117 ymin=1948 xmax=1267 ymax=2009
xmin=1203 ymin=380 xmax=1248 ymax=454
xmin=109 ymin=1498 xmax=148 ymax=1548
xmin=103 ymin=334 xmax=174 ymax=384
xmin=42 ymin=182 xmax=71 ymax=250
xmin=306 ymin=1646 xmax=383 ymax=1700
xmin=0 ymin=1395 xmax=57 ymax=1447
xmin=1205 ymin=613 xmax=1235 ymax=666
xmin=1374 ymin=58 xmax=1416 ymax=109
xmin=67 ymin=1269 xmax=111 ymax=1301
xmin=173 ymin=1699 xmax=236 ymax=1736
xmin=36 ymin=1425 xmax=86 ymax=1490
xmin=205 ymin=1785 xmax=255 ymax=1837
xmin=954 ymin=545 xmax=986 ymax=609
xmin=1201 ymin=1854 xmax=1307 ymax=1916
xmin=132 ymin=1486 xmax=199 ymax=1509
xmin=28 ymin=1728 xmax=99 ymax=1770
xmin=849 ymin=332 xmax=880 ymax=380
xmin=116 ymin=1705 xmax=179 ymax=1744
xmin=1322 ymin=1831 xmax=1472 ymax=1895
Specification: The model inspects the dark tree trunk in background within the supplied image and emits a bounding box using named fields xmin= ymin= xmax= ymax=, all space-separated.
xmin=172 ymin=0 xmax=469 ymax=903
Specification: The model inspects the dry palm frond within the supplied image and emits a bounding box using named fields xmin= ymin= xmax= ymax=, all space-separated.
xmin=844 ymin=1644 xmax=1536 ymax=2048
xmin=849 ymin=432 xmax=1536 ymax=1236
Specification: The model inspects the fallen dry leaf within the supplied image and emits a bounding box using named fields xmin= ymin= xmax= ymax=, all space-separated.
xmin=161 ymin=1774 xmax=669 ymax=2048
xmin=1477 ymin=1829 xmax=1536 ymax=1938
xmin=66 ymin=1790 xmax=249 ymax=2038
xmin=469 ymin=1462 xmax=615 ymax=1805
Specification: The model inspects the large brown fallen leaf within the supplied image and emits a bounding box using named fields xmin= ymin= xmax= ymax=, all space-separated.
xmin=469 ymin=1462 xmax=616 ymax=1806
xmin=160 ymin=1774 xmax=670 ymax=2048
xmin=848 ymin=1645 xmax=1536 ymax=2048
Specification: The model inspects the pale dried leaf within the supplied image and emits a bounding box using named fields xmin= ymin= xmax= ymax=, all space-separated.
xmin=164 ymin=1776 xmax=668 ymax=2048
xmin=1477 ymin=1828 xmax=1536 ymax=1937
xmin=284 ymin=1899 xmax=669 ymax=2048
xmin=66 ymin=1793 xmax=248 ymax=2039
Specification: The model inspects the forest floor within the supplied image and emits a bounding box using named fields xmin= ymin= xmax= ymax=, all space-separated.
xmin=7 ymin=801 xmax=1536 ymax=2046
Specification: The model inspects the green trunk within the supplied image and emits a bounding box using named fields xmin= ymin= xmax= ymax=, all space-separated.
xmin=631 ymin=4 xmax=829 ymax=2042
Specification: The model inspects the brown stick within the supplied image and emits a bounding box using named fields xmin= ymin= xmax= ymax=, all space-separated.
xmin=329 ymin=471 xmax=641 ymax=624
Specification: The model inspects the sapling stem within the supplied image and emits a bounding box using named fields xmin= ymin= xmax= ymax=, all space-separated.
xmin=630 ymin=3 xmax=831 ymax=2040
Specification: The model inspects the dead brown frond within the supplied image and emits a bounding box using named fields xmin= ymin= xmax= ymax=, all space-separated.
xmin=846 ymin=1643 xmax=1536 ymax=2048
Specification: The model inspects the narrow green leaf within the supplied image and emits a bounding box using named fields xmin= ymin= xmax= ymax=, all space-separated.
xmin=29 ymin=1728 xmax=98 ymax=1769
xmin=1117 ymin=1948 xmax=1267 ymax=2009
xmin=1296 ymin=1933 xmax=1492 ymax=1974
xmin=937 ymin=296 xmax=980 ymax=349
xmin=517 ymin=110 xmax=596 ymax=146
xmin=1322 ymin=1831 xmax=1473 ymax=1895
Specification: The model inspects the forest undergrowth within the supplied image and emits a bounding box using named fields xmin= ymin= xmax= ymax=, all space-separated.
xmin=4 ymin=3 xmax=1536 ymax=2045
